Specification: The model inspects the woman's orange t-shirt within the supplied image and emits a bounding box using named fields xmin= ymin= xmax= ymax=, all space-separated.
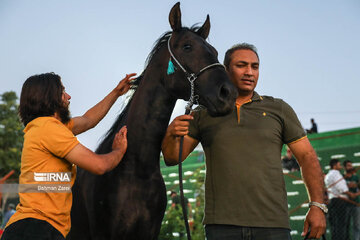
xmin=5 ymin=117 xmax=79 ymax=237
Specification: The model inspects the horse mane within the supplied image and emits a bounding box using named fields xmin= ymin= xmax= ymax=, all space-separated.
xmin=95 ymin=25 xmax=201 ymax=154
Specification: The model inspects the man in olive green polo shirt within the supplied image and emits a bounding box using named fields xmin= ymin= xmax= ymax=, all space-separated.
xmin=162 ymin=43 xmax=326 ymax=240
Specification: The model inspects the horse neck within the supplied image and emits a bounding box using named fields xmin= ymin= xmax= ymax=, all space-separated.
xmin=125 ymin=66 xmax=177 ymax=167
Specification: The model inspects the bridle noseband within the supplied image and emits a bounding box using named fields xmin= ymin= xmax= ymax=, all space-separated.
xmin=167 ymin=34 xmax=224 ymax=113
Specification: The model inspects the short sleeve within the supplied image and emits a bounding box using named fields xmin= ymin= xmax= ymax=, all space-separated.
xmin=280 ymin=100 xmax=306 ymax=144
xmin=333 ymin=172 xmax=349 ymax=193
xmin=40 ymin=119 xmax=79 ymax=158
xmin=338 ymin=179 xmax=350 ymax=193
xmin=65 ymin=119 xmax=74 ymax=131
xmin=188 ymin=110 xmax=202 ymax=141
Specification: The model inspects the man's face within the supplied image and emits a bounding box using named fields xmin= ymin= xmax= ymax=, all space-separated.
xmin=61 ymin=85 xmax=71 ymax=107
xmin=227 ymin=49 xmax=259 ymax=95
xmin=345 ymin=162 xmax=353 ymax=171
xmin=335 ymin=162 xmax=342 ymax=170
xmin=59 ymin=84 xmax=71 ymax=124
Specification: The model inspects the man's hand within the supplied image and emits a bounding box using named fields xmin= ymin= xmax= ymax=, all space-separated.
xmin=348 ymin=181 xmax=358 ymax=189
xmin=161 ymin=114 xmax=198 ymax=165
xmin=115 ymin=73 xmax=137 ymax=96
xmin=167 ymin=115 xmax=194 ymax=137
xmin=302 ymin=207 xmax=326 ymax=239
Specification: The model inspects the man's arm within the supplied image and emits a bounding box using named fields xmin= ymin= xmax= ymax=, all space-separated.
xmin=289 ymin=137 xmax=326 ymax=239
xmin=345 ymin=190 xmax=359 ymax=199
xmin=65 ymin=126 xmax=127 ymax=175
xmin=72 ymin=73 xmax=136 ymax=135
xmin=161 ymin=115 xmax=199 ymax=166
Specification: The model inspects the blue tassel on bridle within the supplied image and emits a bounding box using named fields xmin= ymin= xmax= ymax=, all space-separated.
xmin=167 ymin=59 xmax=176 ymax=75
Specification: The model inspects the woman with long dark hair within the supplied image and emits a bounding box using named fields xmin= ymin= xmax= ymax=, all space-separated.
xmin=1 ymin=72 xmax=136 ymax=240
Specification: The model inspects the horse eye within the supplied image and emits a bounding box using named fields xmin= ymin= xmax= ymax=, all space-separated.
xmin=183 ymin=44 xmax=192 ymax=51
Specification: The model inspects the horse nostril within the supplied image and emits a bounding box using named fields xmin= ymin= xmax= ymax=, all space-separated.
xmin=219 ymin=84 xmax=230 ymax=99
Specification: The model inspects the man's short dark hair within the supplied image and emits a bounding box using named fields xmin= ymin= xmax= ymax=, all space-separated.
xmin=329 ymin=159 xmax=339 ymax=169
xmin=223 ymin=43 xmax=259 ymax=69
xmin=19 ymin=73 xmax=63 ymax=126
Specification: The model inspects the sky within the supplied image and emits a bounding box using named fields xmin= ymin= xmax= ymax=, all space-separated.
xmin=1 ymin=0 xmax=359 ymax=151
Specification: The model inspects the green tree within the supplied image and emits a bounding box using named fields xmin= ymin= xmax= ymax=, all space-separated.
xmin=0 ymin=91 xmax=23 ymax=178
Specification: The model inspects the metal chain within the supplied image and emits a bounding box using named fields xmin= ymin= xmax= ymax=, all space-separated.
xmin=185 ymin=74 xmax=198 ymax=113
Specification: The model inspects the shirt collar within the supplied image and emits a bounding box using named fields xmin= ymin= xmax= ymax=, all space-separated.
xmin=235 ymin=91 xmax=263 ymax=107
xmin=251 ymin=91 xmax=263 ymax=101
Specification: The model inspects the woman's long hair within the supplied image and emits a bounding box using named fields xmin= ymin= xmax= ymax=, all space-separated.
xmin=19 ymin=72 xmax=65 ymax=126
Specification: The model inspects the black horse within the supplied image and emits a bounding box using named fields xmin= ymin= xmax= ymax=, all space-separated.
xmin=68 ymin=3 xmax=237 ymax=240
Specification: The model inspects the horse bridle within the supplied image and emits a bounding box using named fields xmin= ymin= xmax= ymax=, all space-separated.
xmin=167 ymin=34 xmax=224 ymax=113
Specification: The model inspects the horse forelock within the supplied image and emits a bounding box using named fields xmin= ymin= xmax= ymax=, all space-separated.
xmin=144 ymin=25 xmax=201 ymax=69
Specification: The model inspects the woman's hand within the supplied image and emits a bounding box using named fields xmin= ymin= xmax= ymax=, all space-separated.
xmin=115 ymin=73 xmax=137 ymax=96
xmin=112 ymin=126 xmax=128 ymax=156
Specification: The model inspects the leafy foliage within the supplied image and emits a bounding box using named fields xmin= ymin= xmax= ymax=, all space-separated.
xmin=159 ymin=167 xmax=206 ymax=240
xmin=190 ymin=170 xmax=205 ymax=240
xmin=0 ymin=91 xmax=23 ymax=178
xmin=159 ymin=206 xmax=186 ymax=240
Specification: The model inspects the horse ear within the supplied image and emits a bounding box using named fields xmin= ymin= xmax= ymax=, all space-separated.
xmin=169 ymin=2 xmax=182 ymax=31
xmin=197 ymin=15 xmax=211 ymax=39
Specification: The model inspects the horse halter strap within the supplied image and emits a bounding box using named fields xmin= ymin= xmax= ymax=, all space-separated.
xmin=167 ymin=34 xmax=224 ymax=113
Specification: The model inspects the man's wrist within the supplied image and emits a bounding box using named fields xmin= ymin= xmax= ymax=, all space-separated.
xmin=308 ymin=201 xmax=328 ymax=214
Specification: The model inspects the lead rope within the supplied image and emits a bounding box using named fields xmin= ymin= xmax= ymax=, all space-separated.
xmin=178 ymin=119 xmax=191 ymax=240
xmin=179 ymin=77 xmax=197 ymax=240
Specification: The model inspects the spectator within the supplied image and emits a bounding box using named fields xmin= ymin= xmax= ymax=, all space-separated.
xmin=170 ymin=191 xmax=192 ymax=239
xmin=343 ymin=160 xmax=360 ymax=240
xmin=325 ymin=159 xmax=359 ymax=240
xmin=1 ymin=204 xmax=16 ymax=229
xmin=282 ymin=147 xmax=300 ymax=171
xmin=306 ymin=118 xmax=318 ymax=134
xmin=197 ymin=151 xmax=204 ymax=163
xmin=170 ymin=191 xmax=192 ymax=219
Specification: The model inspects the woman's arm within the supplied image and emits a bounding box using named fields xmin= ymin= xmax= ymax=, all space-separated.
xmin=65 ymin=126 xmax=127 ymax=174
xmin=72 ymin=73 xmax=136 ymax=135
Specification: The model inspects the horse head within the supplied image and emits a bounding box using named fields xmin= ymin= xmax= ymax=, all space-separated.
xmin=165 ymin=2 xmax=237 ymax=116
